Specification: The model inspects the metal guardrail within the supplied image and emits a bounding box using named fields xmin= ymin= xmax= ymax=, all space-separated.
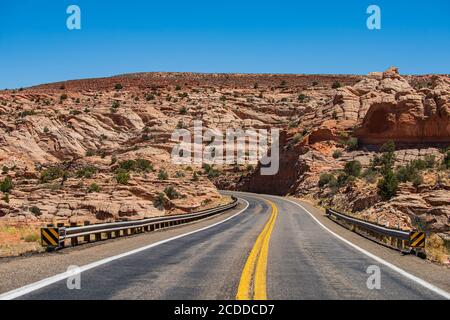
xmin=42 ymin=196 xmax=238 ymax=250
xmin=326 ymin=208 xmax=426 ymax=254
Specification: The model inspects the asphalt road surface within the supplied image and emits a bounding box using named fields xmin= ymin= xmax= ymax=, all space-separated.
xmin=11 ymin=192 xmax=448 ymax=300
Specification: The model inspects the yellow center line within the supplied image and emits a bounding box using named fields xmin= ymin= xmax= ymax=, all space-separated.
xmin=236 ymin=197 xmax=278 ymax=300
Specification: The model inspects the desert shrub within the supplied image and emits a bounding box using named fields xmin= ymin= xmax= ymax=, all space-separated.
xmin=153 ymin=192 xmax=167 ymax=209
xmin=146 ymin=93 xmax=155 ymax=101
xmin=2 ymin=166 xmax=9 ymax=174
xmin=0 ymin=176 xmax=12 ymax=193
xmin=118 ymin=159 xmax=153 ymax=173
xmin=88 ymin=183 xmax=101 ymax=193
xmin=2 ymin=193 xmax=9 ymax=203
xmin=332 ymin=150 xmax=342 ymax=159
xmin=192 ymin=171 xmax=199 ymax=181
xmin=344 ymin=160 xmax=361 ymax=177
xmin=298 ymin=94 xmax=307 ymax=102
xmin=29 ymin=206 xmax=42 ymax=216
xmin=292 ymin=133 xmax=303 ymax=144
xmin=332 ymin=110 xmax=338 ymax=119
xmin=164 ymin=186 xmax=180 ymax=200
xmin=424 ymin=154 xmax=436 ymax=168
xmin=114 ymin=83 xmax=123 ymax=90
xmin=337 ymin=171 xmax=355 ymax=187
xmin=115 ymin=169 xmax=130 ymax=185
xmin=175 ymin=85 xmax=181 ymax=91
xmin=344 ymin=137 xmax=358 ymax=151
xmin=361 ymin=167 xmax=377 ymax=183
xmin=60 ymin=94 xmax=68 ymax=100
xmin=332 ymin=81 xmax=341 ymax=89
xmin=412 ymin=174 xmax=423 ymax=187
xmin=377 ymin=169 xmax=398 ymax=200
xmin=318 ymin=173 xmax=336 ymax=188
xmin=443 ymin=151 xmax=450 ymax=169
xmin=246 ymin=164 xmax=254 ymax=171
xmin=43 ymin=127 xmax=49 ymax=133
xmin=312 ymin=81 xmax=319 ymax=86
xmin=23 ymin=232 xmax=40 ymax=242
xmin=175 ymin=171 xmax=185 ymax=178
xmin=111 ymin=100 xmax=120 ymax=109
xmin=158 ymin=169 xmax=169 ymax=180
xmin=76 ymin=166 xmax=97 ymax=178
xmin=40 ymin=167 xmax=64 ymax=183
xmin=280 ymin=80 xmax=287 ymax=86
xmin=179 ymin=106 xmax=188 ymax=115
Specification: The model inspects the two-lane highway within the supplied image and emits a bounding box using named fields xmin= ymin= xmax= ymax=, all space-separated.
xmin=2 ymin=192 xmax=448 ymax=300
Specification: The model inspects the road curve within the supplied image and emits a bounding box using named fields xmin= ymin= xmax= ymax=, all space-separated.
xmin=11 ymin=192 xmax=448 ymax=300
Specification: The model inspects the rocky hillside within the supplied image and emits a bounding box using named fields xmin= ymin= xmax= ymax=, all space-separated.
xmin=230 ymin=68 xmax=450 ymax=262
xmin=0 ymin=69 xmax=448 ymax=260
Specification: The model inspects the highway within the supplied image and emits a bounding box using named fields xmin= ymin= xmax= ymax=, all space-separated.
xmin=5 ymin=192 xmax=448 ymax=300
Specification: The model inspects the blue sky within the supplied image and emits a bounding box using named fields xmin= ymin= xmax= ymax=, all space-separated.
xmin=0 ymin=0 xmax=449 ymax=88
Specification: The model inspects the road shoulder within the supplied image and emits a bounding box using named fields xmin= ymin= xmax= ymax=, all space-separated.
xmin=288 ymin=197 xmax=450 ymax=293
xmin=0 ymin=201 xmax=247 ymax=295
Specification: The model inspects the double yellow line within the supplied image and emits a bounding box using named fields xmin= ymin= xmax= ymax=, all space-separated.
xmin=236 ymin=197 xmax=278 ymax=300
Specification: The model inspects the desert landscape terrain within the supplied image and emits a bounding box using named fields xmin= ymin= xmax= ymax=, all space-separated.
xmin=0 ymin=67 xmax=449 ymax=261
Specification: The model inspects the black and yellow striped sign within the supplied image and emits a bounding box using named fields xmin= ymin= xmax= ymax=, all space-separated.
xmin=409 ymin=231 xmax=425 ymax=248
xmin=41 ymin=227 xmax=60 ymax=247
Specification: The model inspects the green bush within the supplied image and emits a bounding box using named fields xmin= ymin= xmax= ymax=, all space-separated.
xmin=115 ymin=169 xmax=130 ymax=185
xmin=40 ymin=167 xmax=65 ymax=183
xmin=114 ymin=83 xmax=123 ymax=90
xmin=2 ymin=166 xmax=9 ymax=174
xmin=344 ymin=160 xmax=361 ymax=177
xmin=29 ymin=206 xmax=42 ymax=216
xmin=146 ymin=93 xmax=155 ymax=101
xmin=153 ymin=192 xmax=167 ymax=209
xmin=88 ymin=183 xmax=101 ymax=193
xmin=175 ymin=85 xmax=181 ymax=91
xmin=331 ymin=81 xmax=341 ymax=89
xmin=298 ymin=94 xmax=307 ymax=102
xmin=344 ymin=137 xmax=358 ymax=151
xmin=0 ymin=176 xmax=12 ymax=193
xmin=332 ymin=81 xmax=341 ymax=89
xmin=76 ymin=166 xmax=97 ymax=179
xmin=332 ymin=150 xmax=342 ymax=159
xmin=164 ymin=186 xmax=180 ymax=200
xmin=318 ymin=173 xmax=336 ymax=188
xmin=179 ymin=106 xmax=188 ymax=115
xmin=158 ymin=169 xmax=169 ymax=180
xmin=443 ymin=151 xmax=450 ymax=169
xmin=377 ymin=169 xmax=398 ymax=200
xmin=118 ymin=159 xmax=153 ymax=173
xmin=192 ymin=171 xmax=199 ymax=181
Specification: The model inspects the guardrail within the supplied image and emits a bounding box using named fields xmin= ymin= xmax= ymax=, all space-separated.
xmin=41 ymin=196 xmax=238 ymax=251
xmin=325 ymin=208 xmax=426 ymax=256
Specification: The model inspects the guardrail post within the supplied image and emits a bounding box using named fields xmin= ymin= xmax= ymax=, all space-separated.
xmin=70 ymin=222 xmax=78 ymax=246
xmin=84 ymin=221 xmax=91 ymax=243
xmin=57 ymin=223 xmax=65 ymax=248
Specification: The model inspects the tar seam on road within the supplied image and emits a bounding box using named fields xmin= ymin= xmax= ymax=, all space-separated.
xmin=0 ymin=199 xmax=250 ymax=300
xmin=282 ymin=197 xmax=450 ymax=300
xmin=236 ymin=197 xmax=278 ymax=300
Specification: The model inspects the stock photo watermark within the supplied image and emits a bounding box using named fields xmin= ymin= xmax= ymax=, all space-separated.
xmin=171 ymin=121 xmax=280 ymax=175
xmin=366 ymin=265 xmax=381 ymax=290
xmin=66 ymin=5 xmax=81 ymax=30
xmin=366 ymin=5 xmax=381 ymax=30
xmin=66 ymin=265 xmax=81 ymax=290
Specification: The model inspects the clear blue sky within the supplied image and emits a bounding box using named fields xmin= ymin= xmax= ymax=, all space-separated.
xmin=1 ymin=0 xmax=449 ymax=88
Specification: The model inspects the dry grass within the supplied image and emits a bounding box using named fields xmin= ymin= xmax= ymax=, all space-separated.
xmin=0 ymin=223 xmax=45 ymax=257
xmin=426 ymin=234 xmax=449 ymax=264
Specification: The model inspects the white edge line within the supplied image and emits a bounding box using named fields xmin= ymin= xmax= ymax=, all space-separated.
xmin=0 ymin=199 xmax=250 ymax=300
xmin=281 ymin=197 xmax=450 ymax=300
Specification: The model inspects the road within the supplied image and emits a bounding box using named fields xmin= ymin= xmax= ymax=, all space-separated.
xmin=5 ymin=192 xmax=448 ymax=300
